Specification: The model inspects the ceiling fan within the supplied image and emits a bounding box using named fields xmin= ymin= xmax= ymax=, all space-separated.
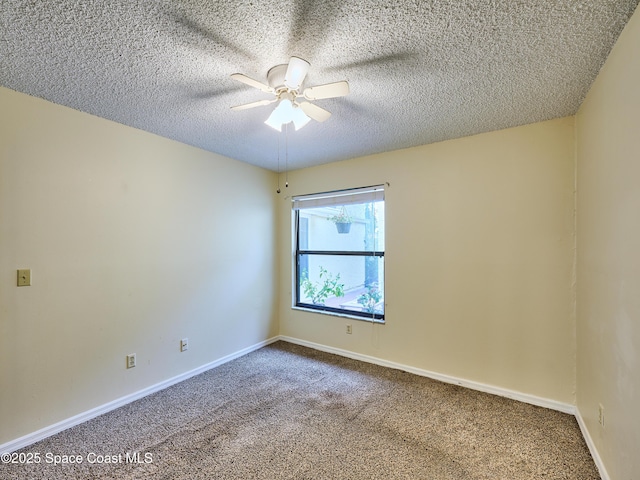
xmin=230 ymin=56 xmax=349 ymax=131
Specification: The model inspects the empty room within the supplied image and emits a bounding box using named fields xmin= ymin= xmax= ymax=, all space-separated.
xmin=1 ymin=1 xmax=638 ymax=479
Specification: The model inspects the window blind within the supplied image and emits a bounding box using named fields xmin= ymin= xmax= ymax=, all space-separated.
xmin=292 ymin=185 xmax=385 ymax=210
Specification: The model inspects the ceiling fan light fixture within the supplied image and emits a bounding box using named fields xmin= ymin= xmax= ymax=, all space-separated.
xmin=284 ymin=56 xmax=310 ymax=89
xmin=264 ymin=98 xmax=292 ymax=131
xmin=264 ymin=97 xmax=311 ymax=131
xmin=264 ymin=111 xmax=283 ymax=132
xmin=292 ymin=105 xmax=311 ymax=130
xmin=277 ymin=98 xmax=294 ymax=119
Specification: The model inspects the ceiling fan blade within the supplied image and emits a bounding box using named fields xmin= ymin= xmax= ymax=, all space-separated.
xmin=230 ymin=99 xmax=276 ymax=111
xmin=230 ymin=73 xmax=273 ymax=93
xmin=299 ymin=102 xmax=332 ymax=122
xmin=284 ymin=56 xmax=310 ymax=89
xmin=303 ymin=81 xmax=350 ymax=100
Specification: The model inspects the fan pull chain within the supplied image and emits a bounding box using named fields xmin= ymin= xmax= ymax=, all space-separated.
xmin=276 ymin=133 xmax=281 ymax=194
xmin=285 ymin=123 xmax=289 ymax=188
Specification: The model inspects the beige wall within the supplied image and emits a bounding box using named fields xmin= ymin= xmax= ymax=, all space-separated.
xmin=4 ymin=8 xmax=638 ymax=470
xmin=279 ymin=117 xmax=576 ymax=404
xmin=576 ymin=6 xmax=640 ymax=479
xmin=0 ymin=87 xmax=278 ymax=444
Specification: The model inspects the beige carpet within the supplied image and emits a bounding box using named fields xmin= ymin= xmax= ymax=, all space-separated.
xmin=2 ymin=341 xmax=599 ymax=479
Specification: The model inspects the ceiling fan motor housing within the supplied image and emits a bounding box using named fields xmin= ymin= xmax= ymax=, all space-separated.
xmin=267 ymin=64 xmax=290 ymax=91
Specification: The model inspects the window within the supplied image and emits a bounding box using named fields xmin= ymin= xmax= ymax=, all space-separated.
xmin=293 ymin=185 xmax=385 ymax=321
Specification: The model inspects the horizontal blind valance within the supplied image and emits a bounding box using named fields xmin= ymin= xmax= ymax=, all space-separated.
xmin=292 ymin=185 xmax=385 ymax=210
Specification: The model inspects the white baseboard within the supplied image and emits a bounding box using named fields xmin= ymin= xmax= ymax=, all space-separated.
xmin=278 ymin=335 xmax=576 ymax=415
xmin=575 ymin=408 xmax=609 ymax=480
xmin=0 ymin=336 xmax=279 ymax=454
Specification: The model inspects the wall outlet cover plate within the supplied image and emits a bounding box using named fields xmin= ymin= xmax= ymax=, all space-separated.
xmin=17 ymin=269 xmax=31 ymax=286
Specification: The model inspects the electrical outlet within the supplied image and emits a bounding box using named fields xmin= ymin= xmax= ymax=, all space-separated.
xmin=180 ymin=338 xmax=189 ymax=352
xmin=598 ymin=404 xmax=605 ymax=428
xmin=17 ymin=269 xmax=31 ymax=286
xmin=346 ymin=324 xmax=352 ymax=334
xmin=126 ymin=353 xmax=136 ymax=369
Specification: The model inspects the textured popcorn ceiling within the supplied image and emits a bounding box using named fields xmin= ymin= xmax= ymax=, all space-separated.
xmin=1 ymin=1 xmax=638 ymax=171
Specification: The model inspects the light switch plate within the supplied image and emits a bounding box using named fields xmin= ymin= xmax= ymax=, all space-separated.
xmin=17 ymin=269 xmax=31 ymax=286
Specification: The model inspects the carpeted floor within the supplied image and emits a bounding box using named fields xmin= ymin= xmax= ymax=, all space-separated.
xmin=1 ymin=341 xmax=599 ymax=479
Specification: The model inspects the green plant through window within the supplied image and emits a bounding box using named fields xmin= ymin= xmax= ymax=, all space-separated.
xmin=301 ymin=267 xmax=345 ymax=305
xmin=357 ymin=283 xmax=382 ymax=313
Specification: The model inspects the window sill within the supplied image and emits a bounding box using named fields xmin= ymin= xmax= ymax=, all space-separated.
xmin=292 ymin=305 xmax=385 ymax=324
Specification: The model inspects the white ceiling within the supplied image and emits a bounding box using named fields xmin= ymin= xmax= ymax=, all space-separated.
xmin=1 ymin=1 xmax=638 ymax=171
